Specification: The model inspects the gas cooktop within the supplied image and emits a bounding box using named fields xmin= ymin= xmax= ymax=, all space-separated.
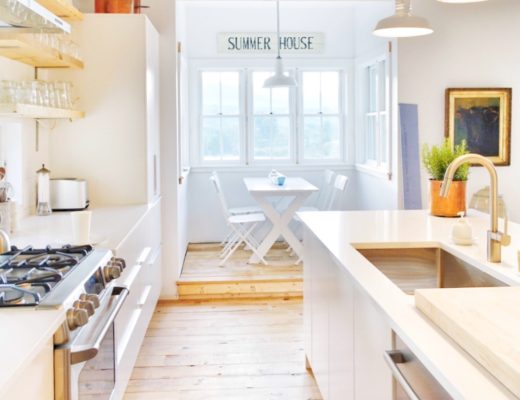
xmin=0 ymin=245 xmax=93 ymax=307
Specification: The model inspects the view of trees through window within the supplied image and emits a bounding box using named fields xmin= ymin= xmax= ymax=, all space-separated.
xmin=199 ymin=69 xmax=345 ymax=164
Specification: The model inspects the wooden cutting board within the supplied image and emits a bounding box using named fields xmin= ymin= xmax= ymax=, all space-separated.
xmin=415 ymin=287 xmax=520 ymax=398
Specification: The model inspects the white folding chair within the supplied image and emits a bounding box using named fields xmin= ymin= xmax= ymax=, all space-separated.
xmin=210 ymin=175 xmax=267 ymax=266
xmin=293 ymin=174 xmax=349 ymax=263
xmin=211 ymin=171 xmax=263 ymax=246
xmin=298 ymin=169 xmax=336 ymax=213
xmin=325 ymin=174 xmax=349 ymax=211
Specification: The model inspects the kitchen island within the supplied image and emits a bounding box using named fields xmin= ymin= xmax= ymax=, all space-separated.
xmin=299 ymin=209 xmax=520 ymax=400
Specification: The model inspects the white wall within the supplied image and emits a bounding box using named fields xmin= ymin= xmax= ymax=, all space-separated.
xmin=0 ymin=57 xmax=51 ymax=218
xmin=398 ymin=0 xmax=520 ymax=221
xmin=183 ymin=1 xmax=356 ymax=59
xmin=180 ymin=0 xmax=396 ymax=243
xmin=353 ymin=1 xmax=398 ymax=211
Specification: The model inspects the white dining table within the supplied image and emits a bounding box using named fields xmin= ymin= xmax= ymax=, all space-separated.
xmin=243 ymin=177 xmax=318 ymax=264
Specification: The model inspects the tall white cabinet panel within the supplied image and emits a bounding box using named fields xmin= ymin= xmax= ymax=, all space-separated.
xmin=353 ymin=286 xmax=393 ymax=400
xmin=329 ymin=259 xmax=355 ymax=400
xmin=46 ymin=14 xmax=160 ymax=206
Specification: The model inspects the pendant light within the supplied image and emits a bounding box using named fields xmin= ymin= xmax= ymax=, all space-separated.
xmin=263 ymin=0 xmax=297 ymax=88
xmin=373 ymin=0 xmax=433 ymax=38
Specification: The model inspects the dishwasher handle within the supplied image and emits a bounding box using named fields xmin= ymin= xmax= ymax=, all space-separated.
xmin=384 ymin=350 xmax=420 ymax=400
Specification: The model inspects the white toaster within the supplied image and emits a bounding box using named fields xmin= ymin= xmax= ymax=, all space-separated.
xmin=50 ymin=179 xmax=89 ymax=211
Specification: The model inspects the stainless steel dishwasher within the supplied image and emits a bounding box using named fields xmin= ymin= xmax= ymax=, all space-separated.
xmin=384 ymin=334 xmax=452 ymax=400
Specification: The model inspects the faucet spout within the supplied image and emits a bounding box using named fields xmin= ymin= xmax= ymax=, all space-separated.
xmin=441 ymin=153 xmax=508 ymax=263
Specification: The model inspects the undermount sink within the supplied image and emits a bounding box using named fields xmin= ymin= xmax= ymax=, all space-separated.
xmin=356 ymin=247 xmax=506 ymax=295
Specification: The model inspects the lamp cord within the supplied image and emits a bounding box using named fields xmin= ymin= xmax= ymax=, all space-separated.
xmin=276 ymin=0 xmax=281 ymax=59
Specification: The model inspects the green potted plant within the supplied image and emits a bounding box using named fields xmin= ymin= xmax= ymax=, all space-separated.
xmin=422 ymin=139 xmax=469 ymax=217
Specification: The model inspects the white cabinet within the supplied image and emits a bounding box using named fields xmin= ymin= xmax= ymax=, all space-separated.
xmin=46 ymin=14 xmax=161 ymax=206
xmin=329 ymin=260 xmax=355 ymax=400
xmin=304 ymin=227 xmax=392 ymax=400
xmin=304 ymin=228 xmax=355 ymax=400
xmin=3 ymin=339 xmax=54 ymax=400
xmin=111 ymin=200 xmax=162 ymax=400
xmin=354 ymin=286 xmax=393 ymax=400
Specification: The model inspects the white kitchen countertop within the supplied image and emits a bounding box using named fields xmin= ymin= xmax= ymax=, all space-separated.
xmin=11 ymin=203 xmax=156 ymax=251
xmin=1 ymin=203 xmax=155 ymax=397
xmin=0 ymin=307 xmax=65 ymax=399
xmin=298 ymin=209 xmax=520 ymax=400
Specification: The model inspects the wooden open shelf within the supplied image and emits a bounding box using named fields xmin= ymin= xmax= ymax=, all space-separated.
xmin=0 ymin=103 xmax=84 ymax=120
xmin=0 ymin=34 xmax=83 ymax=69
xmin=35 ymin=0 xmax=83 ymax=21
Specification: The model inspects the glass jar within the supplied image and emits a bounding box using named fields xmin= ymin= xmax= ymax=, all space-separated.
xmin=36 ymin=164 xmax=52 ymax=216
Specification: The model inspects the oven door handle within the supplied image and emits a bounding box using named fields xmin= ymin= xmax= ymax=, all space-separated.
xmin=70 ymin=286 xmax=129 ymax=365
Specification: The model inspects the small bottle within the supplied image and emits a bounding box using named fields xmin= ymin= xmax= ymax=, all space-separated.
xmin=36 ymin=164 xmax=52 ymax=216
xmin=451 ymin=211 xmax=473 ymax=245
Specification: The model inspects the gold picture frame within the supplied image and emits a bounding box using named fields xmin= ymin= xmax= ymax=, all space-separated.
xmin=445 ymin=88 xmax=512 ymax=166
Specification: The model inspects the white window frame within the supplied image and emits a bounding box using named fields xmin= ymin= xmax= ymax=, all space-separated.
xmin=194 ymin=68 xmax=247 ymax=166
xmin=297 ymin=68 xmax=346 ymax=165
xmin=358 ymin=54 xmax=390 ymax=173
xmin=247 ymin=68 xmax=297 ymax=165
xmin=189 ymin=59 xmax=353 ymax=168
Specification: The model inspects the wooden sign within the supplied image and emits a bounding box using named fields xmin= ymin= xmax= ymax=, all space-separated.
xmin=218 ymin=32 xmax=324 ymax=54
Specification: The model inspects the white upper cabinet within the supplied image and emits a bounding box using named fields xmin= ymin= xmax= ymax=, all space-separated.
xmin=45 ymin=14 xmax=160 ymax=206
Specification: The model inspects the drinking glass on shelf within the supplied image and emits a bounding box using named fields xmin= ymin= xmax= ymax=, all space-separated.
xmin=16 ymin=81 xmax=32 ymax=105
xmin=0 ymin=81 xmax=16 ymax=105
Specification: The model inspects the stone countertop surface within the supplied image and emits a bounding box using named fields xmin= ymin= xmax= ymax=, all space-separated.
xmin=298 ymin=209 xmax=520 ymax=400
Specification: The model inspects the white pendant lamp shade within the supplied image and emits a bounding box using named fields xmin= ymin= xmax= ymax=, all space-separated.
xmin=263 ymin=0 xmax=297 ymax=89
xmin=264 ymin=57 xmax=297 ymax=88
xmin=373 ymin=0 xmax=433 ymax=38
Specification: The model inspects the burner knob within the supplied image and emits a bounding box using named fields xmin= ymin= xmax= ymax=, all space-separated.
xmin=103 ymin=265 xmax=121 ymax=282
xmin=74 ymin=300 xmax=95 ymax=316
xmin=66 ymin=308 xmax=89 ymax=331
xmin=111 ymin=257 xmax=126 ymax=271
xmin=80 ymin=294 xmax=100 ymax=309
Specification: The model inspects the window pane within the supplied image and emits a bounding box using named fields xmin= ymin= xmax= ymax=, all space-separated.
xmin=220 ymin=72 xmax=239 ymax=115
xmin=202 ymin=117 xmax=240 ymax=161
xmin=321 ymin=72 xmax=340 ymax=114
xmin=303 ymin=116 xmax=340 ymax=160
xmin=201 ymin=117 xmax=220 ymax=160
xmin=367 ymin=66 xmax=377 ymax=113
xmin=322 ymin=117 xmax=340 ymax=159
xmin=303 ymin=117 xmax=322 ymax=159
xmin=253 ymin=72 xmax=271 ymax=114
xmin=221 ymin=118 xmax=240 ymax=160
xmin=365 ymin=115 xmax=377 ymax=161
xmin=302 ymin=72 xmax=321 ymax=114
xmin=253 ymin=116 xmax=290 ymax=160
xmin=271 ymin=87 xmax=290 ymax=114
xmin=202 ymin=72 xmax=220 ymax=115
xmin=271 ymin=117 xmax=290 ymax=159
xmin=252 ymin=72 xmax=290 ymax=115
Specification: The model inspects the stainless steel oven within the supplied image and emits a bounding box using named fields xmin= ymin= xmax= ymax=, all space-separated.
xmin=54 ymin=286 xmax=128 ymax=400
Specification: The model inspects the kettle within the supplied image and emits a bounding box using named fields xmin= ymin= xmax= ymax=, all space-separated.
xmin=0 ymin=229 xmax=10 ymax=253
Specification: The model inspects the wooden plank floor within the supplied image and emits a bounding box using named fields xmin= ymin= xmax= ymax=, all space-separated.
xmin=177 ymin=243 xmax=302 ymax=300
xmin=124 ymin=299 xmax=322 ymax=400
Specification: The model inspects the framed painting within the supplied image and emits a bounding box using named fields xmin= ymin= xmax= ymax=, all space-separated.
xmin=445 ymin=88 xmax=512 ymax=166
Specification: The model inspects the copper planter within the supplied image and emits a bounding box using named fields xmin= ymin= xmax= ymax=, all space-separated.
xmin=430 ymin=180 xmax=467 ymax=217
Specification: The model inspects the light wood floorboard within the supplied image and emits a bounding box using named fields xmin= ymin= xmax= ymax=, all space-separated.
xmin=177 ymin=243 xmax=303 ymax=300
xmin=124 ymin=299 xmax=321 ymax=400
